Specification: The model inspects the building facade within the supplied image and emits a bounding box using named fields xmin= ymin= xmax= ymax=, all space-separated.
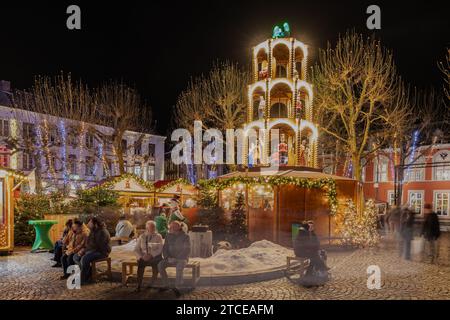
xmin=362 ymin=145 xmax=450 ymax=222
xmin=0 ymin=81 xmax=165 ymax=193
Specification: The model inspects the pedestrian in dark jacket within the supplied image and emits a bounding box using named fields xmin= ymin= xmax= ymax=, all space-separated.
xmin=400 ymin=207 xmax=415 ymax=260
xmin=421 ymin=203 xmax=441 ymax=263
xmin=73 ymin=217 xmax=111 ymax=284
xmin=293 ymin=221 xmax=328 ymax=279
xmin=158 ymin=221 xmax=190 ymax=294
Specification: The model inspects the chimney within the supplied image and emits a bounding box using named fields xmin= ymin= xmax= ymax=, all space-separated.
xmin=0 ymin=80 xmax=11 ymax=93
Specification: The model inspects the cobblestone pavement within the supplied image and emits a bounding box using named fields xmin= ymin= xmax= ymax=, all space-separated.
xmin=1 ymin=235 xmax=450 ymax=300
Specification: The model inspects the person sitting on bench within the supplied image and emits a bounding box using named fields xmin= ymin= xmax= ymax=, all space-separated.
xmin=158 ymin=221 xmax=190 ymax=296
xmin=293 ymin=221 xmax=329 ymax=278
xmin=134 ymin=220 xmax=163 ymax=292
xmin=52 ymin=219 xmax=73 ymax=267
xmin=74 ymin=217 xmax=111 ymax=284
xmin=60 ymin=219 xmax=89 ymax=279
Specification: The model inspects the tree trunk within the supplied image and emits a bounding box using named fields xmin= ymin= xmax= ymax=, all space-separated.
xmin=32 ymin=152 xmax=44 ymax=195
xmin=352 ymin=154 xmax=362 ymax=182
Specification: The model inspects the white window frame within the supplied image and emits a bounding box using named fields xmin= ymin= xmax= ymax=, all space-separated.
xmin=374 ymin=156 xmax=390 ymax=183
xmin=433 ymin=190 xmax=450 ymax=218
xmin=0 ymin=119 xmax=10 ymax=137
xmin=404 ymin=156 xmax=426 ymax=182
xmin=433 ymin=151 xmax=450 ymax=181
xmin=387 ymin=190 xmax=395 ymax=206
xmin=408 ymin=190 xmax=424 ymax=216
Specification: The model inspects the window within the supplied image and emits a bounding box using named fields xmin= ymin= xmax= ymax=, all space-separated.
xmin=434 ymin=151 xmax=450 ymax=181
xmin=67 ymin=132 xmax=78 ymax=146
xmin=134 ymin=142 xmax=142 ymax=156
xmin=68 ymin=155 xmax=77 ymax=175
xmin=85 ymin=156 xmax=95 ymax=176
xmin=48 ymin=128 xmax=58 ymax=145
xmin=375 ymin=156 xmax=389 ymax=182
xmin=102 ymin=160 xmax=113 ymax=177
xmin=0 ymin=146 xmax=9 ymax=167
xmin=0 ymin=119 xmax=9 ymax=137
xmin=23 ymin=122 xmax=34 ymax=139
xmin=148 ymin=143 xmax=155 ymax=158
xmin=133 ymin=162 xmax=142 ymax=177
xmin=22 ymin=153 xmax=34 ymax=170
xmin=85 ymin=133 xmax=95 ymax=149
xmin=146 ymin=165 xmax=155 ymax=181
xmin=270 ymin=103 xmax=288 ymax=118
xmin=121 ymin=139 xmax=128 ymax=154
xmin=387 ymin=191 xmax=396 ymax=206
xmin=434 ymin=191 xmax=449 ymax=216
xmin=408 ymin=191 xmax=424 ymax=215
xmin=275 ymin=65 xmax=287 ymax=78
xmin=404 ymin=156 xmax=425 ymax=181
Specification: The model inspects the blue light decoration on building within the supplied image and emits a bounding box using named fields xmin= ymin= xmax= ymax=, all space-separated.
xmin=405 ymin=130 xmax=419 ymax=182
xmin=58 ymin=120 xmax=69 ymax=186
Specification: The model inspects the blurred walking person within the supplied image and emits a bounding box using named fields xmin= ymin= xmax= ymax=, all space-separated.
xmin=421 ymin=203 xmax=441 ymax=264
xmin=400 ymin=207 xmax=415 ymax=260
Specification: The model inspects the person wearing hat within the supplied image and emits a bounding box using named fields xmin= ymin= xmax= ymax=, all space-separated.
xmin=168 ymin=195 xmax=189 ymax=232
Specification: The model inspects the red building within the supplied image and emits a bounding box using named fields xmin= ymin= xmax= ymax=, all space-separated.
xmin=363 ymin=144 xmax=450 ymax=225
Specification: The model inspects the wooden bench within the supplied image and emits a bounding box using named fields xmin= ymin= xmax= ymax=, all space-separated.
xmin=111 ymin=236 xmax=134 ymax=246
xmin=121 ymin=260 xmax=201 ymax=287
xmin=286 ymin=256 xmax=309 ymax=273
xmin=91 ymin=257 xmax=113 ymax=282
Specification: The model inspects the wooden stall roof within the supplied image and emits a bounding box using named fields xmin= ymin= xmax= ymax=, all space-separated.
xmin=154 ymin=180 xmax=198 ymax=195
xmin=95 ymin=175 xmax=153 ymax=195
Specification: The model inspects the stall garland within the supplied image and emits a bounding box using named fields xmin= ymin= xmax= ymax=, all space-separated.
xmin=198 ymin=176 xmax=338 ymax=215
xmin=84 ymin=174 xmax=190 ymax=194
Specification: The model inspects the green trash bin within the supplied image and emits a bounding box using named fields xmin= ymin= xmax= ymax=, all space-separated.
xmin=292 ymin=223 xmax=302 ymax=243
xmin=28 ymin=220 xmax=58 ymax=252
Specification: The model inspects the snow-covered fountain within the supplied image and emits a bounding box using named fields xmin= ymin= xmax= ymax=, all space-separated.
xmin=110 ymin=239 xmax=294 ymax=285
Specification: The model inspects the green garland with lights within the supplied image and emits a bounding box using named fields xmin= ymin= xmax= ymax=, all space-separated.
xmin=198 ymin=176 xmax=338 ymax=215
xmin=154 ymin=178 xmax=190 ymax=193
xmin=85 ymin=174 xmax=191 ymax=195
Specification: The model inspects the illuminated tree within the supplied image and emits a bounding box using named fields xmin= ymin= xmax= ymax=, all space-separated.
xmin=7 ymin=73 xmax=98 ymax=194
xmin=313 ymin=31 xmax=408 ymax=181
xmin=173 ymin=61 xmax=250 ymax=131
xmin=94 ymin=81 xmax=153 ymax=175
xmin=438 ymin=48 xmax=450 ymax=104
xmin=336 ymin=199 xmax=380 ymax=248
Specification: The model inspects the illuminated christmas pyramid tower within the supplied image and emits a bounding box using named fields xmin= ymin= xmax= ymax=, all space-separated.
xmin=243 ymin=23 xmax=318 ymax=168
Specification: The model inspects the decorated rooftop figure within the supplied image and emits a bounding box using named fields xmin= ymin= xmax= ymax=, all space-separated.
xmin=272 ymin=22 xmax=291 ymax=39
xmin=244 ymin=24 xmax=318 ymax=168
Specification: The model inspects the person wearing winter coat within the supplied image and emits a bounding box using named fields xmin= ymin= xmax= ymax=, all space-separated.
xmin=293 ymin=221 xmax=328 ymax=273
xmin=134 ymin=220 xmax=163 ymax=291
xmin=421 ymin=203 xmax=441 ymax=263
xmin=158 ymin=221 xmax=190 ymax=294
xmin=52 ymin=219 xmax=73 ymax=267
xmin=73 ymin=217 xmax=111 ymax=284
xmin=400 ymin=207 xmax=415 ymax=260
xmin=60 ymin=220 xmax=89 ymax=279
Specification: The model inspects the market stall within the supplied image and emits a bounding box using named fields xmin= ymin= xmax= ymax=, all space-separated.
xmin=209 ymin=167 xmax=359 ymax=247
xmin=0 ymin=167 xmax=27 ymax=253
xmin=153 ymin=179 xmax=199 ymax=224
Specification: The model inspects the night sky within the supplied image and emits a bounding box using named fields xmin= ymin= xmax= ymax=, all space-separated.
xmin=1 ymin=0 xmax=449 ymax=135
